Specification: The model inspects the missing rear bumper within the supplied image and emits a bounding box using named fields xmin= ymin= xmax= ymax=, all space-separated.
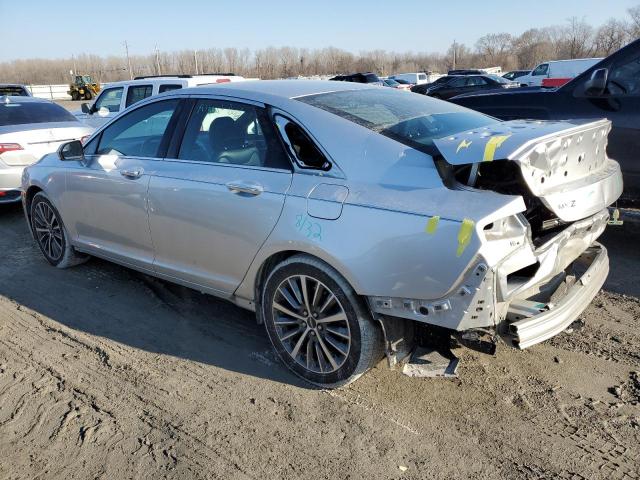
xmin=503 ymin=243 xmax=608 ymax=349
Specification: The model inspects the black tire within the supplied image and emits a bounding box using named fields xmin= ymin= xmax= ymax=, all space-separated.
xmin=261 ymin=254 xmax=384 ymax=388
xmin=30 ymin=192 xmax=88 ymax=269
xmin=71 ymin=91 xmax=80 ymax=101
xmin=84 ymin=91 xmax=93 ymax=100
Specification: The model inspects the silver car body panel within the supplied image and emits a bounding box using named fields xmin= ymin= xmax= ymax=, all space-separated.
xmin=21 ymin=81 xmax=623 ymax=350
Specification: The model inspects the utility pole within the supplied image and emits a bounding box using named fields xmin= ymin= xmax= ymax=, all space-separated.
xmin=72 ymin=54 xmax=77 ymax=76
xmin=194 ymin=50 xmax=199 ymax=75
xmin=124 ymin=40 xmax=133 ymax=80
xmin=155 ymin=45 xmax=161 ymax=75
xmin=452 ymin=40 xmax=457 ymax=70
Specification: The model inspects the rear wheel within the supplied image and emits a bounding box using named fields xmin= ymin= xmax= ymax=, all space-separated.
xmin=30 ymin=193 xmax=88 ymax=268
xmin=84 ymin=91 xmax=93 ymax=100
xmin=261 ymin=255 xmax=383 ymax=388
xmin=71 ymin=90 xmax=80 ymax=101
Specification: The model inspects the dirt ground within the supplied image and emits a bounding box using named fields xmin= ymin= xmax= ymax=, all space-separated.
xmin=0 ymin=199 xmax=639 ymax=480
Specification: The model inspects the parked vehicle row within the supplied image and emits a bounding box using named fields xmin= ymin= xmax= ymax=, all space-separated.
xmin=21 ymin=80 xmax=622 ymax=387
xmin=411 ymin=74 xmax=517 ymax=99
xmin=451 ymin=38 xmax=640 ymax=207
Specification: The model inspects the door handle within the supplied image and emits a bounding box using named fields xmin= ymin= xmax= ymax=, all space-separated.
xmin=226 ymin=181 xmax=263 ymax=196
xmin=120 ymin=168 xmax=144 ymax=179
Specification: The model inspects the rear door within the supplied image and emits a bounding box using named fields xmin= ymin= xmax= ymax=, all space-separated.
xmin=64 ymin=98 xmax=182 ymax=270
xmin=147 ymin=97 xmax=293 ymax=295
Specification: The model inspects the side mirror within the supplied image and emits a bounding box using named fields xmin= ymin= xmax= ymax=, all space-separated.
xmin=584 ymin=68 xmax=608 ymax=96
xmin=58 ymin=140 xmax=85 ymax=161
xmin=81 ymin=102 xmax=91 ymax=114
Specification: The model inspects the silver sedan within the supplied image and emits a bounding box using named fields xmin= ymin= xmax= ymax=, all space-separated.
xmin=21 ymin=81 xmax=623 ymax=387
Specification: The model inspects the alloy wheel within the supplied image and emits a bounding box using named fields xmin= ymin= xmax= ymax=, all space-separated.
xmin=271 ymin=275 xmax=351 ymax=374
xmin=33 ymin=201 xmax=64 ymax=262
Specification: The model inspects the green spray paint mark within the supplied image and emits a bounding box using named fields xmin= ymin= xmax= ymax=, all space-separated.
xmin=456 ymin=218 xmax=475 ymax=257
xmin=425 ymin=216 xmax=440 ymax=234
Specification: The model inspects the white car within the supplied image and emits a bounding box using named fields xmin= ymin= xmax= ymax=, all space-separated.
xmin=518 ymin=58 xmax=603 ymax=87
xmin=0 ymin=96 xmax=92 ymax=203
xmin=391 ymin=73 xmax=430 ymax=85
xmin=75 ymin=74 xmax=248 ymax=128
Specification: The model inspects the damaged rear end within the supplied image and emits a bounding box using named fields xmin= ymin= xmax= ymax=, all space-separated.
xmin=433 ymin=118 xmax=623 ymax=348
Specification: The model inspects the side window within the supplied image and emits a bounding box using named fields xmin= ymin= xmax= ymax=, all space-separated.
xmin=125 ymin=84 xmax=153 ymax=108
xmin=532 ymin=64 xmax=549 ymax=76
xmin=466 ymin=77 xmax=487 ymax=86
xmin=159 ymin=84 xmax=182 ymax=93
xmin=94 ymin=87 xmax=123 ymax=113
xmin=274 ymin=115 xmax=331 ymax=171
xmin=418 ymin=74 xmax=427 ymax=81
xmin=97 ymin=99 xmax=179 ymax=157
xmin=608 ymin=54 xmax=640 ymax=95
xmin=177 ymin=99 xmax=290 ymax=169
xmin=449 ymin=77 xmax=467 ymax=88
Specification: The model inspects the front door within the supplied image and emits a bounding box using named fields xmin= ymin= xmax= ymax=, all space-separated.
xmin=64 ymin=98 xmax=181 ymax=270
xmin=147 ymin=97 xmax=293 ymax=295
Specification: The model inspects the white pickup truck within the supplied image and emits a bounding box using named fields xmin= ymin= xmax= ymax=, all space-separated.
xmin=75 ymin=74 xmax=248 ymax=128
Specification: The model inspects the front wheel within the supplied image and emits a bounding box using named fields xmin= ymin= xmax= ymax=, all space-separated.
xmin=30 ymin=192 xmax=88 ymax=268
xmin=261 ymin=255 xmax=383 ymax=388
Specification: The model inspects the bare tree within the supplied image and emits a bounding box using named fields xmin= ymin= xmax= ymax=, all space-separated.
xmin=594 ymin=18 xmax=630 ymax=55
xmin=1 ymin=5 xmax=637 ymax=85
xmin=475 ymin=33 xmax=514 ymax=68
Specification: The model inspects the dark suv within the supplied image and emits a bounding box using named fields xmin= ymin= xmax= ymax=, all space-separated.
xmin=329 ymin=73 xmax=383 ymax=85
xmin=451 ymin=39 xmax=640 ymax=206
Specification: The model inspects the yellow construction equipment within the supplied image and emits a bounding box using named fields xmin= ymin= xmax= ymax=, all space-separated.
xmin=68 ymin=75 xmax=100 ymax=101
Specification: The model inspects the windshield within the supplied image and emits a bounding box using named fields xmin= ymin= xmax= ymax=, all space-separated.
xmin=0 ymin=101 xmax=77 ymax=126
xmin=297 ymin=88 xmax=497 ymax=151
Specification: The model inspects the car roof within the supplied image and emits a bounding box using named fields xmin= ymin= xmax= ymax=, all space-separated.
xmin=0 ymin=83 xmax=28 ymax=87
xmin=178 ymin=80 xmax=377 ymax=100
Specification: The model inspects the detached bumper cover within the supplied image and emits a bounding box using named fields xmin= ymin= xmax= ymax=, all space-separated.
xmin=507 ymin=243 xmax=608 ymax=349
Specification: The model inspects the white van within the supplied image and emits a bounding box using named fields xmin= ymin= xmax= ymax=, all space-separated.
xmin=75 ymin=74 xmax=248 ymax=128
xmin=390 ymin=73 xmax=429 ymax=85
xmin=518 ymin=58 xmax=603 ymax=87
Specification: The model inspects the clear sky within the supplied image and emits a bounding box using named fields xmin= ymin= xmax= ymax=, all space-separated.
xmin=0 ymin=0 xmax=637 ymax=62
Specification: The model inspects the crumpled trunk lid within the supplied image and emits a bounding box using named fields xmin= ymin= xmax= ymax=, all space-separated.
xmin=433 ymin=118 xmax=623 ymax=222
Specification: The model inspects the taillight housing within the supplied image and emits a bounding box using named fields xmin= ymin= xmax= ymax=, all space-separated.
xmin=0 ymin=143 xmax=23 ymax=155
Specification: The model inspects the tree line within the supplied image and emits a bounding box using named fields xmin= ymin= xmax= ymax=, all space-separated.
xmin=2 ymin=6 xmax=638 ymax=85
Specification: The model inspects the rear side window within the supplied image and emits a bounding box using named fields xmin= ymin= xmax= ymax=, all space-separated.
xmin=418 ymin=74 xmax=427 ymax=81
xmin=97 ymin=99 xmax=179 ymax=157
xmin=274 ymin=116 xmax=330 ymax=170
xmin=159 ymin=84 xmax=182 ymax=93
xmin=125 ymin=85 xmax=153 ymax=108
xmin=0 ymin=102 xmax=77 ymax=126
xmin=177 ymin=99 xmax=290 ymax=169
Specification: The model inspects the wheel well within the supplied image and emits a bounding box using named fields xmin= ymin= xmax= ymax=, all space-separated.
xmin=253 ymin=250 xmax=300 ymax=322
xmin=24 ymin=186 xmax=43 ymax=219
xmin=252 ymin=250 xmax=367 ymax=325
